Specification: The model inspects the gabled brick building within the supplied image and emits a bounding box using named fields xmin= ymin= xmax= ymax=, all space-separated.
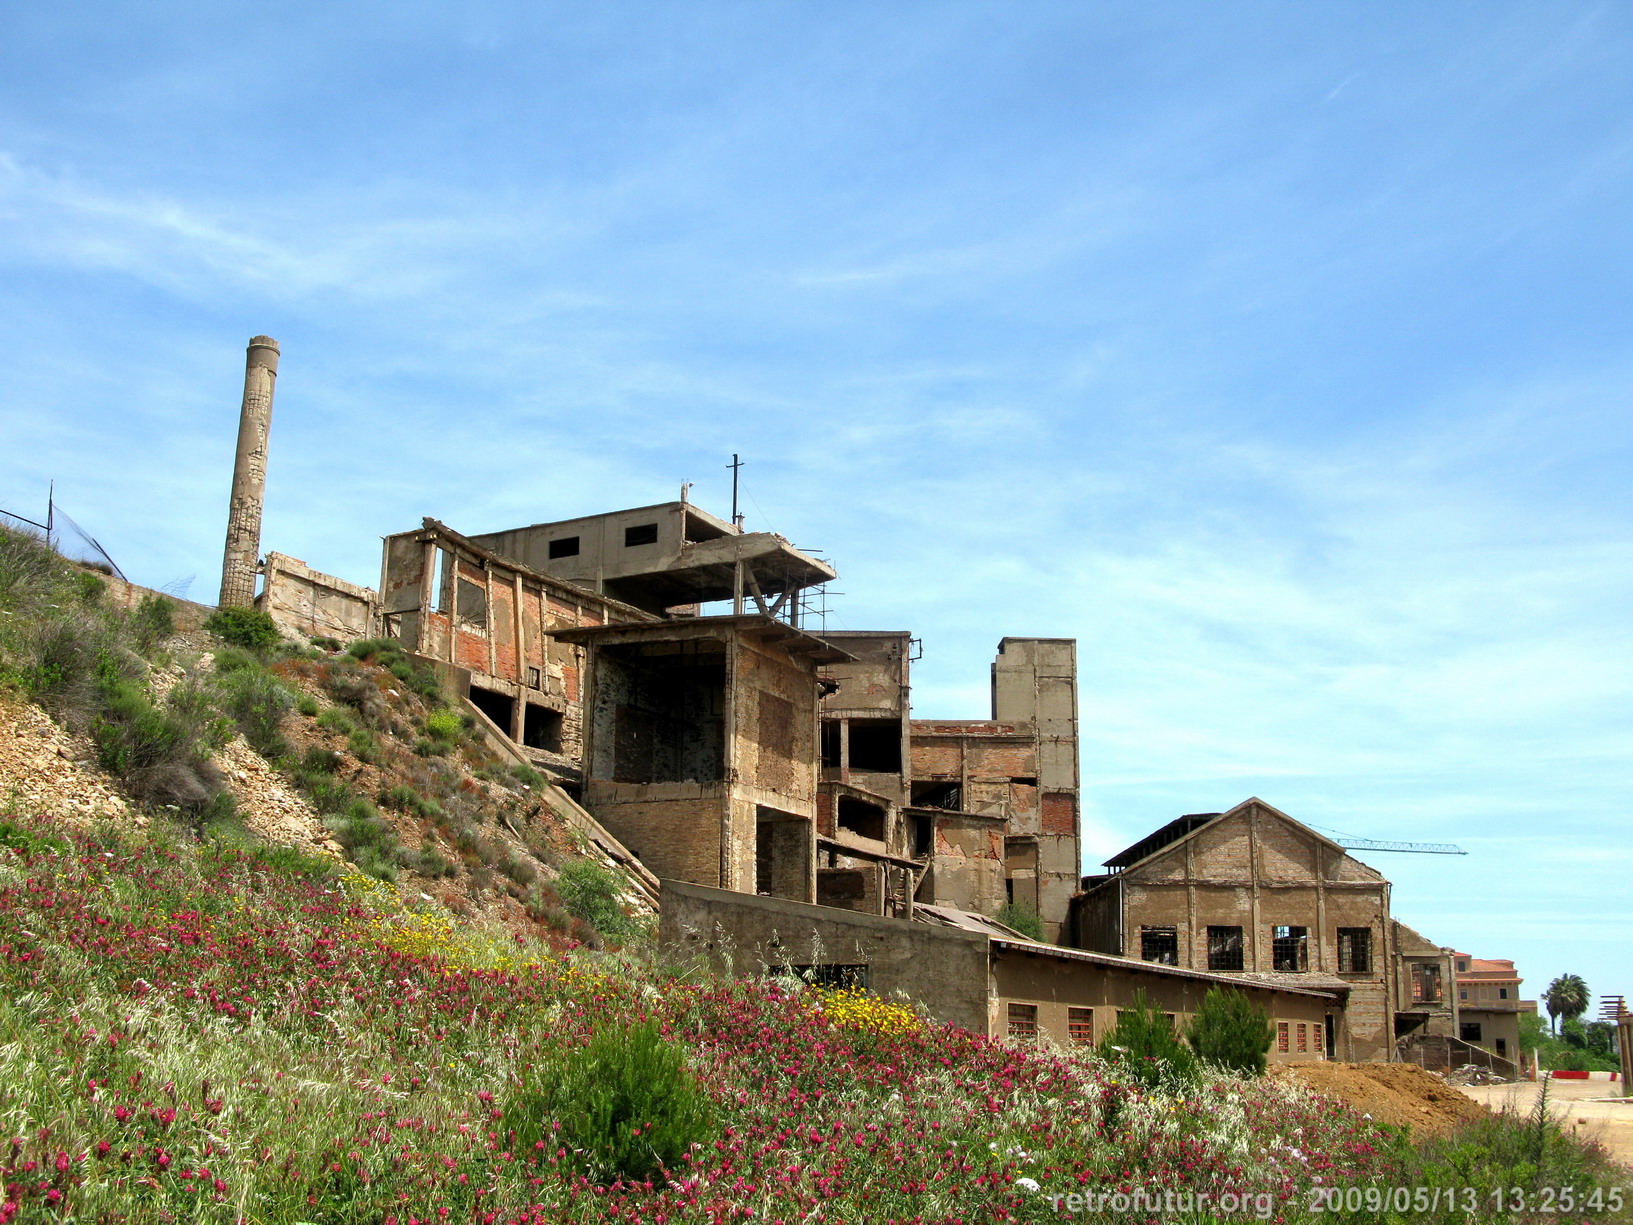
xmin=1071 ymin=798 xmax=1428 ymax=1062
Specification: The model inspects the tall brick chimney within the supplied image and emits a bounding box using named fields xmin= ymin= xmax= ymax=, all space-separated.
xmin=218 ymin=335 xmax=279 ymax=609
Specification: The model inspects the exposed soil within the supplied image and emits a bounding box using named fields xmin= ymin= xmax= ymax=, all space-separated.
xmin=1274 ymin=1061 xmax=1491 ymax=1139
xmin=0 ymin=694 xmax=138 ymax=826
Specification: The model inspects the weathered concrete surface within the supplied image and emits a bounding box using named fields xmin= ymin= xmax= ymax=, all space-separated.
xmin=1460 ymin=1079 xmax=1633 ymax=1169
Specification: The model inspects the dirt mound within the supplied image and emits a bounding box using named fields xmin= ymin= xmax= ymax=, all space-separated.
xmin=1275 ymin=1061 xmax=1491 ymax=1139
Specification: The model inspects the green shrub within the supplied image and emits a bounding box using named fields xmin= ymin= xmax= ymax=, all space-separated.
xmin=73 ymin=571 xmax=106 ymax=606
xmin=510 ymin=763 xmax=546 ymax=789
xmin=347 ymin=726 xmax=379 ymax=763
xmin=295 ymin=692 xmax=320 ymax=717
xmin=127 ymin=593 xmax=177 ymax=652
xmin=413 ymin=843 xmax=456 ymax=878
xmin=423 ymin=708 xmax=464 ymax=743
xmin=503 ymin=1021 xmax=715 ymax=1183
xmin=0 ymin=818 xmax=68 ymax=857
xmin=317 ymin=706 xmax=359 ymax=735
xmin=90 ymin=669 xmax=232 ymax=816
xmin=211 ymin=645 xmax=260 ymax=674
xmin=218 ymin=666 xmax=294 ymax=757
xmin=204 ymin=606 xmax=281 ymax=652
xmin=326 ymin=798 xmax=403 ymax=881
xmin=995 ymin=901 xmax=1045 ymax=942
xmin=1100 ymin=990 xmax=1197 ymax=1087
xmin=382 ymin=784 xmax=443 ymax=821
xmin=1185 ymin=986 xmax=1276 ymax=1076
xmin=310 ymin=635 xmax=342 ymax=652
xmin=555 ymin=859 xmax=633 ymax=941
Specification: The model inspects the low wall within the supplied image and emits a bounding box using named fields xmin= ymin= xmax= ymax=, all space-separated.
xmin=659 ymin=879 xmax=991 ymax=1033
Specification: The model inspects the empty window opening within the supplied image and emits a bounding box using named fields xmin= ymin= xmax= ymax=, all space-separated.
xmin=456 ymin=577 xmax=487 ymax=630
xmin=1325 ymin=1014 xmax=1337 ymax=1060
xmin=1141 ymin=925 xmax=1178 ymax=966
xmin=911 ymin=814 xmax=932 ymax=858
xmin=1067 ymin=1007 xmax=1094 ymax=1045
xmin=1337 ymin=927 xmax=1371 ymax=973
xmin=755 ymin=806 xmax=812 ymax=901
xmin=1498 ymin=987 xmax=1509 ymax=999
xmin=779 ymin=963 xmax=868 ymax=989
xmin=432 ymin=548 xmax=451 ymax=612
xmin=846 ymin=719 xmax=902 ymax=773
xmin=1010 ymin=777 xmax=1038 ymax=788
xmin=1495 ymin=1038 xmax=1507 ymax=1057
xmin=624 ymin=523 xmax=659 ymax=547
xmin=547 ymin=536 xmax=580 ymax=559
xmin=816 ymin=869 xmax=868 ymax=904
xmin=1460 ymin=1022 xmax=1483 ymax=1044
xmin=592 ymin=641 xmax=727 ymax=784
xmin=911 ymin=780 xmax=962 ymax=811
xmin=1460 ymin=990 xmax=1469 ymax=1000
xmin=837 ymin=797 xmax=886 ymax=842
xmin=467 ymin=686 xmax=513 ymax=734
xmin=1411 ymin=962 xmax=1443 ymax=1003
xmin=1007 ymin=1003 xmax=1038 ymax=1040
xmin=820 ymin=722 xmax=842 ymax=769
xmin=522 ymin=704 xmax=563 ymax=752
xmin=1207 ymin=925 xmax=1244 ymax=971
xmin=1271 ymin=925 xmax=1309 ymax=972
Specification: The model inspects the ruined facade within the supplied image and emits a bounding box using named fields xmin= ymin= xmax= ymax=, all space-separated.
xmin=1072 ymin=798 xmax=1400 ymax=1061
xmin=258 ymin=501 xmax=1084 ymax=937
xmin=1071 ymin=798 xmax=1518 ymax=1071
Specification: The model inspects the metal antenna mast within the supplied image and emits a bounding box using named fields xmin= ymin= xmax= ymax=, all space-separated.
xmin=728 ymin=454 xmax=744 ymax=529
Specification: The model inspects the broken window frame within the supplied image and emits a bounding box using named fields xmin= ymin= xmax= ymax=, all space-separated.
xmin=1207 ymin=925 xmax=1244 ymax=971
xmin=1337 ymin=927 xmax=1371 ymax=974
xmin=778 ymin=964 xmax=869 ymax=990
xmin=1410 ymin=961 xmax=1443 ymax=1004
xmin=1140 ymin=925 xmax=1179 ymax=966
xmin=1271 ymin=925 xmax=1309 ymax=973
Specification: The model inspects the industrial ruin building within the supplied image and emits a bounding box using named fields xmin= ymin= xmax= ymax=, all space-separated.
xmin=223 ymin=337 xmax=1497 ymax=1070
xmin=260 ymin=497 xmax=1084 ymax=936
xmin=1069 ymin=799 xmax=1519 ymax=1074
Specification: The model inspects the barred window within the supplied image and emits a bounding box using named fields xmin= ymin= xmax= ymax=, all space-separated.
xmin=1277 ymin=1022 xmax=1289 ymax=1053
xmin=1271 ymin=925 xmax=1308 ymax=972
xmin=1140 ymin=925 xmax=1178 ymax=965
xmin=1337 ymin=927 xmax=1371 ymax=973
xmin=1007 ymin=1003 xmax=1039 ymax=1040
xmin=1067 ymin=1007 xmax=1094 ymax=1045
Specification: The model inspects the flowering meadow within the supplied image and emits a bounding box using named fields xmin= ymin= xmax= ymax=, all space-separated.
xmin=0 ymin=811 xmax=1617 ymax=1224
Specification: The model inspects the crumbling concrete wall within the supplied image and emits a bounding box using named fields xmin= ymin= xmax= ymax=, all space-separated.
xmin=259 ymin=553 xmax=377 ymax=642
xmin=660 ymin=880 xmax=991 ymax=1033
xmin=378 ymin=519 xmax=648 ymax=770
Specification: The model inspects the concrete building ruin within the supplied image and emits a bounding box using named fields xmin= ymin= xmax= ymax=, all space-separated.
xmin=221 ymin=335 xmax=1499 ymax=1069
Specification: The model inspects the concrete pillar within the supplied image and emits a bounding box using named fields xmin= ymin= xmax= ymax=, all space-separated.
xmin=218 ymin=336 xmax=280 ymax=608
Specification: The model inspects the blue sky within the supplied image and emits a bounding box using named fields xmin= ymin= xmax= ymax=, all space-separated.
xmin=2 ymin=3 xmax=1628 ymax=1013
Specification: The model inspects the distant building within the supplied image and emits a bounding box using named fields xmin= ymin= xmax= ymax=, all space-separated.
xmin=1453 ymin=952 xmax=1536 ymax=1066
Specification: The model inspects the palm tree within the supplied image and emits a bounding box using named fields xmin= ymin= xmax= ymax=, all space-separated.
xmin=1544 ymin=974 xmax=1590 ymax=1034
